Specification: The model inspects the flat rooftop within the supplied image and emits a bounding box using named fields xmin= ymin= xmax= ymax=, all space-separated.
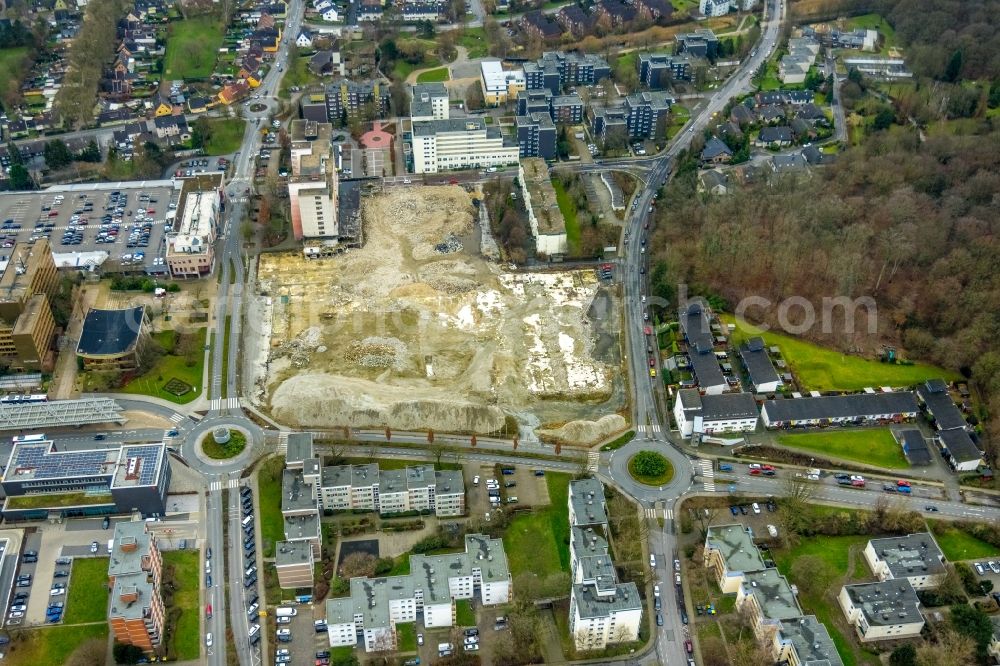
xmin=275 ymin=540 xmax=313 ymax=568
xmin=281 ymin=468 xmax=318 ymax=513
xmin=569 ymin=478 xmax=607 ymax=527
xmin=0 ymin=240 xmax=51 ymax=307
xmin=741 ymin=568 xmax=802 ymax=621
xmin=842 ymin=579 xmax=922 ymax=627
xmin=869 ymin=533 xmax=945 ymax=578
xmin=112 ymin=444 xmax=166 ymax=489
xmin=108 ymin=520 xmax=154 ymax=577
xmin=572 ymin=581 xmax=642 ymax=618
xmin=778 ymin=615 xmax=844 ymax=666
xmin=284 ymin=432 xmax=314 ymax=466
xmin=171 ymin=190 xmax=217 ymax=254
xmin=3 ymin=440 xmax=117 ymax=483
xmin=284 ymin=513 xmax=320 ymax=541
xmin=705 ymin=524 xmax=766 ymax=574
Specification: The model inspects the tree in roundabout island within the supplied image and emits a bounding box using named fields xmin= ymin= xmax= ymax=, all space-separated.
xmin=628 ymin=450 xmax=674 ymax=485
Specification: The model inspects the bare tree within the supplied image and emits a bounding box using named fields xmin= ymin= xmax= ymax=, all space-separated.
xmin=470 ymin=434 xmax=477 ymax=448
xmin=692 ymin=505 xmax=722 ymax=541
xmin=340 ymin=552 xmax=377 ymax=578
xmin=65 ymin=639 xmax=107 ymax=666
xmin=915 ymin=627 xmax=976 ymax=666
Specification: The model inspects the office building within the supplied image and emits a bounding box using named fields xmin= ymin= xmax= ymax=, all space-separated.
xmin=518 ymin=157 xmax=567 ymax=256
xmin=326 ymin=534 xmax=511 ymax=651
xmin=108 ymin=521 xmax=165 ymax=653
xmin=76 ymin=306 xmax=150 ymax=372
xmin=166 ymin=190 xmax=219 ymax=278
xmin=275 ymin=540 xmax=315 ymax=589
xmin=863 ymin=533 xmax=946 ymax=590
xmin=287 ymin=119 xmax=339 ymax=242
xmin=638 ymin=52 xmax=693 ymax=87
xmin=515 ymin=113 xmax=556 ymax=159
xmin=0 ymin=240 xmax=57 ymax=372
xmin=410 ymin=117 xmax=519 ymax=174
xmin=480 ymin=61 xmax=526 ymax=105
xmin=673 ymin=389 xmax=758 ymax=439
xmin=325 ymin=79 xmax=390 ymax=121
xmin=838 ymin=579 xmax=924 ymax=641
xmin=1 ymin=440 xmax=170 ymax=520
xmin=624 ymin=91 xmax=673 ymax=139
xmin=524 ymin=51 xmax=611 ymax=94
xmin=409 ymin=82 xmax=449 ymax=121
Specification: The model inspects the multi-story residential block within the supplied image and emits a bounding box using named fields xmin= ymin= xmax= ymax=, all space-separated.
xmin=569 ymin=478 xmax=608 ymax=527
xmin=0 ymin=240 xmax=57 ymax=372
xmin=166 ymin=189 xmax=219 ymax=278
xmin=862 ymin=533 xmax=946 ymax=590
xmin=772 ymin=616 xmax=844 ymax=666
xmin=2 ymin=440 xmax=170 ymax=520
xmin=624 ymin=91 xmax=673 ymax=139
xmin=590 ymin=107 xmax=629 ymax=143
xmin=699 ymin=0 xmax=729 ymax=17
xmin=410 ymin=118 xmax=520 ymax=174
xmin=638 ymin=52 xmax=693 ymax=87
xmin=409 ymin=82 xmax=449 ymax=121
xmin=325 ymin=534 xmax=511 ymax=651
xmin=524 ymin=51 xmax=612 ymax=94
xmin=480 ymin=61 xmax=526 ymax=105
xmin=673 ymin=389 xmax=759 ymax=439
xmin=319 ymin=463 xmax=379 ymax=511
xmin=838 ymin=579 xmax=924 ymax=641
xmin=275 ymin=540 xmax=315 ymax=589
xmin=107 ymin=520 xmax=165 ymax=653
xmin=325 ymin=79 xmax=390 ymax=121
xmin=317 ymin=463 xmax=464 ymax=517
xmin=551 ymin=93 xmax=585 ymax=123
xmin=516 ymin=89 xmax=553 ymax=116
xmin=518 ymin=157 xmax=567 ymax=256
xmin=736 ymin=569 xmax=803 ymax=641
xmin=288 ymin=119 xmax=339 ymax=242
xmin=515 ymin=113 xmax=556 ymax=159
xmin=704 ymin=524 xmax=767 ymax=593
xmin=676 ymin=29 xmax=720 ymax=59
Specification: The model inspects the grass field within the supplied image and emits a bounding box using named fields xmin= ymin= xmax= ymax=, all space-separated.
xmin=279 ymin=55 xmax=320 ymax=99
xmin=777 ymin=428 xmax=909 ymax=469
xmin=258 ymin=456 xmax=286 ymax=557
xmin=0 ymin=48 xmax=28 ymax=110
xmin=416 ymin=67 xmax=450 ymax=83
xmin=928 ymin=521 xmax=1000 ymax=561
xmin=163 ymin=550 xmax=201 ymax=661
xmin=164 ymin=15 xmax=224 ymax=79
xmin=504 ymin=473 xmax=571 ymax=578
xmin=455 ymin=598 xmax=475 ymax=626
xmin=773 ymin=535 xmax=878 ymax=666
xmin=722 ymin=314 xmax=956 ymax=391
xmin=2 ymin=624 xmax=109 ymax=666
xmin=63 ymin=557 xmax=109 ymax=624
xmin=121 ymin=328 xmax=206 ymax=404
xmin=203 ymin=119 xmax=246 ymax=156
xmin=551 ymin=178 xmax=580 ymax=255
xmin=397 ymin=622 xmax=417 ymax=651
xmin=455 ymin=27 xmax=489 ymax=58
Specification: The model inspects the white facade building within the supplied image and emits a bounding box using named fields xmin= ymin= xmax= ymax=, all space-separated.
xmin=700 ymin=0 xmax=729 ymax=17
xmin=673 ymin=389 xmax=759 ymax=439
xmin=862 ymin=533 xmax=947 ymax=590
xmin=318 ymin=463 xmax=465 ymax=517
xmin=480 ymin=60 xmax=526 ymax=105
xmin=410 ymin=118 xmax=519 ymax=174
xmin=287 ymin=120 xmax=339 ymax=242
xmin=838 ymin=580 xmax=924 ymax=642
xmin=409 ymin=82 xmax=450 ymax=121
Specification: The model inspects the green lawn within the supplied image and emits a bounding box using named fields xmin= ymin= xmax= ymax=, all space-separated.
xmin=627 ymin=452 xmax=675 ymax=485
xmin=773 ymin=535 xmax=878 ymax=666
xmin=63 ymin=557 xmax=109 ymax=624
xmin=504 ymin=473 xmax=571 ymax=578
xmin=120 ymin=328 xmax=206 ymax=404
xmin=393 ymin=52 xmax=442 ymax=81
xmin=928 ymin=521 xmax=1000 ymax=561
xmin=258 ymin=456 xmax=286 ymax=557
xmin=0 ymin=48 xmax=28 ymax=110
xmin=416 ymin=67 xmax=450 ymax=83
xmin=2 ymin=624 xmax=109 ymax=666
xmin=397 ymin=622 xmax=417 ymax=651
xmin=551 ymin=178 xmax=580 ymax=255
xmin=455 ymin=27 xmax=488 ymax=59
xmin=202 ymin=429 xmax=247 ymax=459
xmin=203 ymin=119 xmax=246 ymax=155
xmin=777 ymin=428 xmax=910 ymax=469
xmin=722 ymin=314 xmax=957 ymax=391
xmin=455 ymin=598 xmax=475 ymax=626
xmin=6 ymin=492 xmax=112 ymax=509
xmin=163 ymin=550 xmax=201 ymax=661
xmin=279 ymin=55 xmax=319 ymax=99
xmin=164 ymin=15 xmax=225 ymax=80
xmin=220 ymin=314 xmax=232 ymax=398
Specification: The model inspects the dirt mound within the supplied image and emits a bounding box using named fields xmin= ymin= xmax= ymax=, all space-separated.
xmin=538 ymin=414 xmax=628 ymax=446
xmin=270 ymin=372 xmax=506 ymax=433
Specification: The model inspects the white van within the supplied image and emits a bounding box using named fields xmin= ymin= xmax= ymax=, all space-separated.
xmin=241 ymin=515 xmax=253 ymax=528
xmin=275 ymin=607 xmax=297 ymax=618
xmin=248 ymin=623 xmax=260 ymax=637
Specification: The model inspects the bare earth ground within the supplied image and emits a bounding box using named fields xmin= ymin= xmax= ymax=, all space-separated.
xmin=249 ymin=186 xmax=624 ymax=438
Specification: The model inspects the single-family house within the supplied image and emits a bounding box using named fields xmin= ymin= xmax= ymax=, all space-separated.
xmin=700 ymin=136 xmax=733 ymax=164
xmin=756 ymin=126 xmax=793 ymax=148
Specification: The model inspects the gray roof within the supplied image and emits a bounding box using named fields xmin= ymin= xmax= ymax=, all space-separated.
xmin=741 ymin=569 xmax=802 ymax=621
xmin=283 ymin=513 xmax=320 ymax=541
xmin=916 ymin=380 xmax=967 ymax=431
xmin=739 ymin=337 xmax=781 ymax=388
xmin=281 ymin=469 xmax=318 ymax=513
xmin=842 ymin=579 xmax=922 ymax=627
xmin=699 ymin=392 xmax=759 ymax=421
xmin=937 ymin=428 xmax=983 ymax=464
xmin=285 ymin=432 xmax=314 ymax=466
xmin=435 ymin=469 xmax=464 ymax=496
xmin=108 ymin=520 xmax=153 ymax=578
xmin=465 ymin=533 xmax=510 ymax=583
xmin=572 ymin=582 xmax=642 ymax=618
xmin=701 ymin=136 xmax=732 ymax=160
xmin=689 ymin=345 xmax=727 ymax=390
xmin=678 ymin=388 xmax=702 ymax=410
xmin=895 ymin=429 xmax=931 ymax=465
xmin=679 ymin=302 xmax=714 ymax=352
xmin=759 ymin=126 xmax=793 ymax=143
xmin=551 ymin=92 xmax=583 ymax=107
xmin=778 ymin=615 xmax=845 ymax=666
xmin=275 ymin=540 xmax=313 ymax=568
xmin=868 ymin=533 xmax=945 ymax=579
xmin=572 ymin=525 xmax=609 ymax=557
xmin=516 ymin=112 xmax=555 ymax=129
xmin=762 ymin=392 xmax=919 ymax=423
xmin=325 ymin=596 xmax=356 ymax=625
xmin=579 ymin=554 xmax=617 ymax=593
xmin=321 ymin=463 xmax=379 ymax=488
xmin=410 ymin=82 xmax=448 ymax=118
xmin=109 ymin=573 xmax=157 ymax=621
xmin=569 ymin=478 xmax=607 ymax=527
xmin=412 ymin=117 xmax=489 ymax=137
xmin=705 ymin=524 xmax=766 ymax=574
xmin=771 ymin=153 xmax=808 ymax=171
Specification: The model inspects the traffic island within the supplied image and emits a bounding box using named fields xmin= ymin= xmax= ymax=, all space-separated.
xmin=627 ymin=450 xmax=674 ymax=486
xmin=200 ymin=427 xmax=248 ymax=460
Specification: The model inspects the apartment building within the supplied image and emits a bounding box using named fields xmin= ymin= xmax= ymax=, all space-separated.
xmin=410 ymin=118 xmax=519 ymax=174
xmin=0 ymin=239 xmax=57 ymax=372
xmin=515 ymin=113 xmax=557 ymax=159
xmin=518 ymin=157 xmax=567 ymax=256
xmin=166 ymin=189 xmax=219 ymax=278
xmin=325 ymin=79 xmax=390 ymax=121
xmin=704 ymin=524 xmax=767 ymax=593
xmin=772 ymin=615 xmax=844 ymax=666
xmin=736 ymin=569 xmax=803 ymax=641
xmin=275 ymin=540 xmax=315 ymax=589
xmin=638 ymin=52 xmax=693 ymax=87
xmin=325 ymin=534 xmax=511 ymax=651
xmin=862 ymin=533 xmax=947 ymax=590
xmin=480 ymin=61 xmax=526 ymax=105
xmin=409 ymin=82 xmax=449 ymax=121
xmin=673 ymin=389 xmax=759 ymax=439
xmin=624 ymin=91 xmax=673 ymax=140
xmin=676 ymin=29 xmax=720 ymax=59
xmin=281 ymin=466 xmax=322 ymax=557
xmin=287 ymin=119 xmax=339 ymax=242
xmin=551 ymin=93 xmax=585 ymax=123
xmin=107 ymin=521 xmax=165 ymax=653
xmin=838 ymin=579 xmax=924 ymax=641
xmin=524 ymin=51 xmax=611 ymax=94
xmin=760 ymin=391 xmax=920 ymax=428
xmin=318 ymin=462 xmax=464 ymax=517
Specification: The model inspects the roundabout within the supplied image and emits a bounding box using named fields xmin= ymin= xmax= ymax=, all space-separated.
xmin=181 ymin=413 xmax=266 ymax=473
xmin=247 ymin=103 xmax=268 ymax=113
xmin=627 ymin=450 xmax=674 ymax=486
xmin=199 ymin=426 xmax=248 ymax=460
xmin=606 ymin=436 xmax=696 ymax=500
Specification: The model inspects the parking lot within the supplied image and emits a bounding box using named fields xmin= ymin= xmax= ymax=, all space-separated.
xmin=0 ymin=183 xmax=181 ymax=274
xmin=468 ymin=464 xmax=550 ymax=522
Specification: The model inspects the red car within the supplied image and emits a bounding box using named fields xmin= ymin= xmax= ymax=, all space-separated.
xmin=685 ymin=639 xmax=693 ymax=654
xmin=206 ymin=603 xmax=212 ymax=619
xmin=749 ymin=469 xmax=762 ymax=476
xmin=897 ymin=479 xmax=910 ymax=487
xmin=649 ymin=358 xmax=655 ymax=367
xmin=761 ymin=464 xmax=775 ymax=471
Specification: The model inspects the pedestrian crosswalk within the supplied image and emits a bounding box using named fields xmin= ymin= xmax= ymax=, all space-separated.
xmin=209 ymin=397 xmax=241 ymax=411
xmin=277 ymin=431 xmax=289 ymax=454
xmin=644 ymin=507 xmax=674 ymax=520
xmin=208 ymin=479 xmax=240 ymax=492
xmin=586 ymin=451 xmax=600 ymax=472
xmin=700 ymin=459 xmax=716 ymax=492
xmin=169 ymin=413 xmax=184 ymax=423
xmin=636 ymin=424 xmax=662 ymax=435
